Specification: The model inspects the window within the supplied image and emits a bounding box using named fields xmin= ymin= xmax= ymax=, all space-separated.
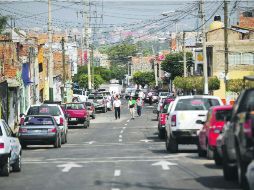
xmin=39 ymin=63 xmax=43 ymax=72
xmin=242 ymin=53 xmax=254 ymax=65
xmin=175 ymin=98 xmax=220 ymax=111
xmin=215 ymin=109 xmax=232 ymax=121
xmin=238 ymin=89 xmax=254 ymax=113
xmin=2 ymin=121 xmax=12 ymax=137
xmin=65 ymin=103 xmax=84 ymax=110
xmin=27 ymin=106 xmax=61 ymax=116
xmin=24 ymin=116 xmax=54 ymax=126
xmin=229 ymin=53 xmax=241 ymax=65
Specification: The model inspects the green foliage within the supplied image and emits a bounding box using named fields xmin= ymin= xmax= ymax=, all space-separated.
xmin=173 ymin=76 xmax=220 ymax=93
xmin=132 ymin=71 xmax=155 ymax=87
xmin=78 ymin=74 xmax=104 ymax=89
xmin=0 ymin=16 xmax=7 ymax=34
xmin=161 ymin=52 xmax=193 ymax=80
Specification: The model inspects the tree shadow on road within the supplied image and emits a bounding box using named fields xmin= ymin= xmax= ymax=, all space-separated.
xmin=94 ymin=180 xmax=198 ymax=190
xmin=195 ymin=176 xmax=240 ymax=189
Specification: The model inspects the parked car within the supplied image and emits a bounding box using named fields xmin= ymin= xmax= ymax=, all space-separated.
xmin=84 ymin=102 xmax=96 ymax=119
xmin=158 ymin=100 xmax=174 ymax=139
xmin=145 ymin=91 xmax=158 ymax=103
xmin=64 ymin=103 xmax=90 ymax=128
xmin=165 ymin=95 xmax=223 ymax=153
xmin=19 ymin=115 xmax=62 ymax=148
xmin=230 ymin=87 xmax=254 ymax=188
xmin=0 ymin=119 xmax=22 ymax=176
xmin=87 ymin=93 xmax=107 ymax=113
xmin=197 ymin=105 xmax=233 ymax=162
xmin=24 ymin=103 xmax=68 ymax=144
xmin=72 ymin=89 xmax=89 ymax=102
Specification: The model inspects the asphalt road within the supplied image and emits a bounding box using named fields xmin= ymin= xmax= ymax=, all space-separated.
xmin=0 ymin=101 xmax=240 ymax=190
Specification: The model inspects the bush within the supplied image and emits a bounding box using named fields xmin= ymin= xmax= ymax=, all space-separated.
xmin=173 ymin=76 xmax=220 ymax=93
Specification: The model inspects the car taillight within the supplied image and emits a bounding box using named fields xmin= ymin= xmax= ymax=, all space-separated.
xmin=20 ymin=118 xmax=24 ymax=125
xmin=59 ymin=117 xmax=64 ymax=125
xmin=0 ymin=143 xmax=4 ymax=149
xmin=19 ymin=128 xmax=28 ymax=133
xmin=48 ymin=128 xmax=57 ymax=133
xmin=171 ymin=115 xmax=176 ymax=127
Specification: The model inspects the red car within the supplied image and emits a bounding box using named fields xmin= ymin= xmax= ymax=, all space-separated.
xmin=198 ymin=105 xmax=233 ymax=159
xmin=64 ymin=103 xmax=90 ymax=128
xmin=158 ymin=98 xmax=174 ymax=139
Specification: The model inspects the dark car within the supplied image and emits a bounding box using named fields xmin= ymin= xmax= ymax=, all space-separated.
xmin=18 ymin=115 xmax=62 ymax=148
xmin=87 ymin=93 xmax=107 ymax=113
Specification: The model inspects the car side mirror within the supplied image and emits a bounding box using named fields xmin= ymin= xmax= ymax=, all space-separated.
xmin=196 ymin=120 xmax=205 ymax=125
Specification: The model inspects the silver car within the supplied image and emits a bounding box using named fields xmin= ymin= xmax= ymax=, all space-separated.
xmin=18 ymin=115 xmax=62 ymax=148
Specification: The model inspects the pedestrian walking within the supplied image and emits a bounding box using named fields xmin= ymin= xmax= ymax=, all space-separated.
xmin=136 ymin=97 xmax=143 ymax=116
xmin=128 ymin=96 xmax=136 ymax=120
xmin=148 ymin=91 xmax=153 ymax=105
xmin=113 ymin=95 xmax=121 ymax=120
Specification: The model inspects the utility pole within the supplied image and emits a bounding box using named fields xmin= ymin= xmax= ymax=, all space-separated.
xmin=152 ymin=45 xmax=158 ymax=87
xmin=90 ymin=45 xmax=94 ymax=89
xmin=183 ymin=31 xmax=187 ymax=77
xmin=61 ymin=37 xmax=66 ymax=102
xmin=83 ymin=0 xmax=92 ymax=90
xmin=224 ymin=0 xmax=229 ymax=92
xmin=48 ymin=0 xmax=54 ymax=101
xmin=200 ymin=0 xmax=209 ymax=95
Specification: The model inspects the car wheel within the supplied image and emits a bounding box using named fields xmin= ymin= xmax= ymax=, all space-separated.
xmin=92 ymin=115 xmax=95 ymax=119
xmin=158 ymin=128 xmax=165 ymax=139
xmin=236 ymin=147 xmax=248 ymax=188
xmin=65 ymin=133 xmax=68 ymax=143
xmin=165 ymin=134 xmax=178 ymax=153
xmin=54 ymin=137 xmax=59 ymax=148
xmin=21 ymin=143 xmax=27 ymax=149
xmin=222 ymin=146 xmax=237 ymax=180
xmin=0 ymin=156 xmax=10 ymax=176
xmin=103 ymin=107 xmax=107 ymax=113
xmin=214 ymin=149 xmax=222 ymax=166
xmin=61 ymin=132 xmax=67 ymax=144
xmin=12 ymin=154 xmax=21 ymax=172
xmin=206 ymin=144 xmax=214 ymax=160
xmin=197 ymin=143 xmax=206 ymax=157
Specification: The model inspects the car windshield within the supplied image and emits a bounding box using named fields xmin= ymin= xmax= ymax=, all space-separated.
xmin=85 ymin=102 xmax=92 ymax=106
xmin=73 ymin=89 xmax=83 ymax=95
xmin=175 ymin=98 xmax=220 ymax=111
xmin=162 ymin=104 xmax=170 ymax=113
xmin=24 ymin=116 xmax=54 ymax=126
xmin=215 ymin=109 xmax=232 ymax=121
xmin=27 ymin=106 xmax=61 ymax=116
xmin=160 ymin=92 xmax=169 ymax=96
xmin=65 ymin=103 xmax=84 ymax=110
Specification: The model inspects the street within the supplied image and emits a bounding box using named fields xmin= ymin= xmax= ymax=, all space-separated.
xmin=0 ymin=102 xmax=240 ymax=190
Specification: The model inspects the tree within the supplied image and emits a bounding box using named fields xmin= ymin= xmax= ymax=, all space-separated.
xmin=0 ymin=16 xmax=7 ymax=34
xmin=78 ymin=74 xmax=104 ymax=89
xmin=132 ymin=71 xmax=155 ymax=88
xmin=161 ymin=52 xmax=193 ymax=80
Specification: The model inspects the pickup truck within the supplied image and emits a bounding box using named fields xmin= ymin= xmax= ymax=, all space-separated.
xmin=165 ymin=95 xmax=223 ymax=153
xmin=64 ymin=103 xmax=90 ymax=128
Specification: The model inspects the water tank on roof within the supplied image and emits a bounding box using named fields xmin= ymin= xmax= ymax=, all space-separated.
xmin=209 ymin=16 xmax=224 ymax=31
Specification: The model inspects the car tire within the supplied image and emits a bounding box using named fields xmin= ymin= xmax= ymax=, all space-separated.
xmin=0 ymin=156 xmax=10 ymax=176
xmin=166 ymin=134 xmax=178 ymax=153
xmin=103 ymin=107 xmax=107 ymax=113
xmin=92 ymin=115 xmax=95 ymax=119
xmin=222 ymin=146 xmax=237 ymax=180
xmin=54 ymin=137 xmax=59 ymax=148
xmin=12 ymin=154 xmax=21 ymax=172
xmin=21 ymin=143 xmax=27 ymax=149
xmin=214 ymin=149 xmax=222 ymax=166
xmin=236 ymin=147 xmax=248 ymax=188
xmin=158 ymin=128 xmax=165 ymax=139
xmin=206 ymin=144 xmax=214 ymax=160
xmin=58 ymin=134 xmax=62 ymax=148
xmin=197 ymin=143 xmax=206 ymax=157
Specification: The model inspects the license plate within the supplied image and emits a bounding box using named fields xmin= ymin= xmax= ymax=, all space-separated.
xmin=33 ymin=130 xmax=43 ymax=133
xmin=70 ymin=118 xmax=77 ymax=121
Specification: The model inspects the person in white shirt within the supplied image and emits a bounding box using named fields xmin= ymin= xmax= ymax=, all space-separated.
xmin=113 ymin=95 xmax=121 ymax=120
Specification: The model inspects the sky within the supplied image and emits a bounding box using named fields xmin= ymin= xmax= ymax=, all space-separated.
xmin=0 ymin=1 xmax=253 ymax=36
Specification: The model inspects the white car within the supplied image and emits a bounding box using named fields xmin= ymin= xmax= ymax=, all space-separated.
xmin=24 ymin=104 xmax=68 ymax=144
xmin=165 ymin=95 xmax=223 ymax=153
xmin=73 ymin=89 xmax=89 ymax=102
xmin=159 ymin=92 xmax=170 ymax=100
xmin=0 ymin=119 xmax=22 ymax=176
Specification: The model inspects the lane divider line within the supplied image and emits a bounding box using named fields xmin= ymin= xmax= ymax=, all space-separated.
xmin=119 ymin=135 xmax=122 ymax=138
xmin=120 ymin=130 xmax=124 ymax=133
xmin=123 ymin=127 xmax=126 ymax=129
xmin=114 ymin=170 xmax=121 ymax=177
xmin=119 ymin=139 xmax=122 ymax=142
xmin=111 ymin=188 xmax=120 ymax=190
xmin=124 ymin=124 xmax=128 ymax=126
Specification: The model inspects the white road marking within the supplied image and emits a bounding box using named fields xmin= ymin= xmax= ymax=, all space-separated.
xmin=114 ymin=170 xmax=121 ymax=177
xmin=123 ymin=127 xmax=126 ymax=129
xmin=140 ymin=139 xmax=152 ymax=143
xmin=119 ymin=135 xmax=122 ymax=138
xmin=120 ymin=130 xmax=124 ymax=133
xmin=127 ymin=120 xmax=130 ymax=123
xmin=88 ymin=141 xmax=96 ymax=145
xmin=124 ymin=124 xmax=127 ymax=126
xmin=57 ymin=162 xmax=83 ymax=172
xmin=111 ymin=188 xmax=120 ymax=190
xmin=119 ymin=139 xmax=122 ymax=142
xmin=151 ymin=160 xmax=178 ymax=170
